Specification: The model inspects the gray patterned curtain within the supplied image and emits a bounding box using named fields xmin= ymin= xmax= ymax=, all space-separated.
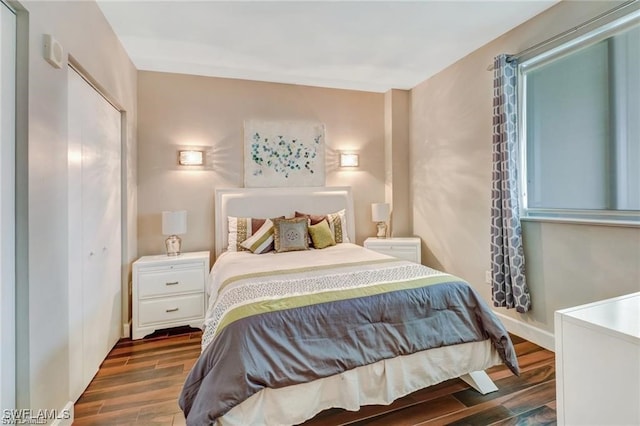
xmin=490 ymin=54 xmax=531 ymax=313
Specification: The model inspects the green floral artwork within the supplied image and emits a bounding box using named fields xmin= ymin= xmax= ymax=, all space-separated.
xmin=250 ymin=133 xmax=321 ymax=179
xmin=244 ymin=120 xmax=326 ymax=187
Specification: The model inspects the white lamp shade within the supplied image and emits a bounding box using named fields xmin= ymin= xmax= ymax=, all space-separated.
xmin=162 ymin=210 xmax=187 ymax=235
xmin=371 ymin=203 xmax=390 ymax=222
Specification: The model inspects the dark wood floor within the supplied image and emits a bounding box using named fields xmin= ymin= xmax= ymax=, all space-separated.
xmin=74 ymin=329 xmax=556 ymax=425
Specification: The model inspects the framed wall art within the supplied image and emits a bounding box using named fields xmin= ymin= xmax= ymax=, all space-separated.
xmin=243 ymin=120 xmax=326 ymax=188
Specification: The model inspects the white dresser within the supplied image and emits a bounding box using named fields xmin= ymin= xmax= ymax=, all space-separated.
xmin=132 ymin=251 xmax=210 ymax=340
xmin=363 ymin=237 xmax=421 ymax=264
xmin=555 ymin=292 xmax=640 ymax=426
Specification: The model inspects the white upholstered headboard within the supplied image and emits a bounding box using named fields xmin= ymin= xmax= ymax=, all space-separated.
xmin=214 ymin=187 xmax=355 ymax=257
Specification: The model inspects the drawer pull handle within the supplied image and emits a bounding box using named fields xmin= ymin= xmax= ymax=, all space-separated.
xmin=166 ymin=307 xmax=179 ymax=313
xmin=165 ymin=281 xmax=179 ymax=286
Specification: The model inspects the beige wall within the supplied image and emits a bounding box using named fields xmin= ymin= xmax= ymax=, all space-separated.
xmin=410 ymin=0 xmax=639 ymax=348
xmin=384 ymin=89 xmax=411 ymax=237
xmin=137 ymin=71 xmax=385 ymax=258
xmin=15 ymin=0 xmax=137 ymax=414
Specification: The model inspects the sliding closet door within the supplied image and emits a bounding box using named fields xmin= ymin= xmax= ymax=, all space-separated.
xmin=0 ymin=0 xmax=16 ymax=411
xmin=80 ymin=68 xmax=121 ymax=389
xmin=68 ymin=68 xmax=121 ymax=401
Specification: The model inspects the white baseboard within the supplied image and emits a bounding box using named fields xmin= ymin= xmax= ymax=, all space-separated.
xmin=494 ymin=311 xmax=555 ymax=352
xmin=122 ymin=321 xmax=131 ymax=338
xmin=51 ymin=400 xmax=73 ymax=426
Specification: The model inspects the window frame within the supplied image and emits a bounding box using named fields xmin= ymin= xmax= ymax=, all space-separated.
xmin=0 ymin=0 xmax=16 ymax=413
xmin=518 ymin=8 xmax=640 ymax=227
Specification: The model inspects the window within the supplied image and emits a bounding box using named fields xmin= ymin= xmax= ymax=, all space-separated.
xmin=519 ymin=9 xmax=640 ymax=224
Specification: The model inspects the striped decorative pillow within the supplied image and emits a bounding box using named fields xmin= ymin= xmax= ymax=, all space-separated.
xmin=240 ymin=219 xmax=276 ymax=254
xmin=326 ymin=209 xmax=350 ymax=243
xmin=228 ymin=216 xmax=257 ymax=251
xmin=227 ymin=216 xmax=284 ymax=251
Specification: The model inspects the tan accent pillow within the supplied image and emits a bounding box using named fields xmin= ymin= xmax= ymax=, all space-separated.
xmin=295 ymin=211 xmax=326 ymax=225
xmin=273 ymin=217 xmax=309 ymax=253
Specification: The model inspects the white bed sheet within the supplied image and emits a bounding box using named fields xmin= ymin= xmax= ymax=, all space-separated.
xmin=208 ymin=243 xmax=395 ymax=298
xmin=219 ymin=340 xmax=501 ymax=425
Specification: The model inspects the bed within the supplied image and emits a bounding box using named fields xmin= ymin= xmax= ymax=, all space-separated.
xmin=179 ymin=187 xmax=519 ymax=426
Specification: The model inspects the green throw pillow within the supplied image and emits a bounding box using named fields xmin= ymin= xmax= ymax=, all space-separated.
xmin=308 ymin=219 xmax=336 ymax=249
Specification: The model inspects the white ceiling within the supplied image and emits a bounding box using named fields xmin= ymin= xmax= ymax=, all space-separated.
xmin=97 ymin=0 xmax=558 ymax=93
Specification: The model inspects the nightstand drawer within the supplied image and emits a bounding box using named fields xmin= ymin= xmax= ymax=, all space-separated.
xmin=364 ymin=237 xmax=421 ymax=264
xmin=138 ymin=293 xmax=204 ymax=326
xmin=366 ymin=242 xmax=399 ymax=251
xmin=138 ymin=263 xmax=203 ymax=298
xmin=372 ymin=247 xmax=417 ymax=262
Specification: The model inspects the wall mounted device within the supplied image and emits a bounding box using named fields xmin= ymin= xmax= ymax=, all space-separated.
xmin=43 ymin=34 xmax=63 ymax=69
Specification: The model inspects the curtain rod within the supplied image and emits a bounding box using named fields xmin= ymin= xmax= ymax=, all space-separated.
xmin=486 ymin=0 xmax=639 ymax=71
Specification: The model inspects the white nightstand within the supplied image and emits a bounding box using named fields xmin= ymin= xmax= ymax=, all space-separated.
xmin=132 ymin=251 xmax=210 ymax=340
xmin=363 ymin=237 xmax=421 ymax=264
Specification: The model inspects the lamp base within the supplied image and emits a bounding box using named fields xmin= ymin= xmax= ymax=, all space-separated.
xmin=376 ymin=222 xmax=387 ymax=238
xmin=165 ymin=235 xmax=182 ymax=256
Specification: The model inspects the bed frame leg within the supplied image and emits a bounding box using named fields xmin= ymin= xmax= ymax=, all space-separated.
xmin=459 ymin=371 xmax=499 ymax=395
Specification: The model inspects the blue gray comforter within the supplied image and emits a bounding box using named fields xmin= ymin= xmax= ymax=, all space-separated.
xmin=179 ymin=256 xmax=519 ymax=425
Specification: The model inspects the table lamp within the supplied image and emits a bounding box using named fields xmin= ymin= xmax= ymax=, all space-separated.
xmin=371 ymin=203 xmax=390 ymax=238
xmin=162 ymin=210 xmax=187 ymax=256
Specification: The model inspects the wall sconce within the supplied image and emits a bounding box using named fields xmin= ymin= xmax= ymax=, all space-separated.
xmin=178 ymin=150 xmax=204 ymax=166
xmin=340 ymin=153 xmax=359 ymax=167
